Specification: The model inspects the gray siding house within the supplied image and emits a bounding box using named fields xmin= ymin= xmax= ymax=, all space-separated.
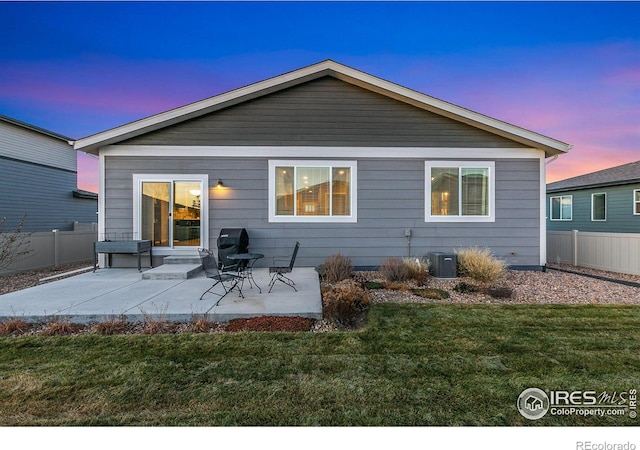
xmin=547 ymin=160 xmax=640 ymax=233
xmin=0 ymin=115 xmax=98 ymax=232
xmin=74 ymin=60 xmax=570 ymax=269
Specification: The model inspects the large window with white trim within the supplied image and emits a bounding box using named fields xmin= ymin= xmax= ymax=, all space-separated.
xmin=425 ymin=161 xmax=495 ymax=222
xmin=634 ymin=190 xmax=640 ymax=215
xmin=550 ymin=195 xmax=572 ymax=221
xmin=268 ymin=160 xmax=357 ymax=222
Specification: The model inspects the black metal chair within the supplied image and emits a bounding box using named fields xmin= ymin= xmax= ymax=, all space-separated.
xmin=268 ymin=241 xmax=300 ymax=293
xmin=198 ymin=248 xmax=242 ymax=304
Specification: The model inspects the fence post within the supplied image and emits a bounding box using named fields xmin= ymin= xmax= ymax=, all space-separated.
xmin=572 ymin=229 xmax=578 ymax=266
xmin=52 ymin=229 xmax=59 ymax=268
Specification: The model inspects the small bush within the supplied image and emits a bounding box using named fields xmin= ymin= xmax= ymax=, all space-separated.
xmin=41 ymin=322 xmax=82 ymax=336
xmin=323 ymin=253 xmax=353 ymax=283
xmin=187 ymin=316 xmax=219 ymax=333
xmin=454 ymin=282 xmax=480 ymax=294
xmin=403 ymin=257 xmax=430 ymax=285
xmin=412 ymin=288 xmax=450 ymax=300
xmin=0 ymin=319 xmax=32 ymax=336
xmin=322 ymin=280 xmax=371 ymax=326
xmin=380 ymin=257 xmax=412 ymax=282
xmin=91 ymin=319 xmax=129 ymax=335
xmin=363 ymin=281 xmax=384 ymax=290
xmin=455 ymin=247 xmax=507 ymax=283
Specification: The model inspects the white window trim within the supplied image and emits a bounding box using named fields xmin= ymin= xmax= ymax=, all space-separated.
xmin=549 ymin=194 xmax=573 ymax=221
xmin=268 ymin=160 xmax=357 ymax=223
xmin=591 ymin=192 xmax=607 ymax=222
xmin=425 ymin=161 xmax=495 ymax=223
xmin=634 ymin=189 xmax=640 ymax=215
xmin=132 ymin=174 xmax=209 ymax=254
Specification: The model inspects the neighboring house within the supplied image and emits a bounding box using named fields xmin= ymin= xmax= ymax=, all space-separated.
xmin=0 ymin=115 xmax=98 ymax=232
xmin=74 ymin=60 xmax=570 ymax=269
xmin=547 ymin=160 xmax=640 ymax=233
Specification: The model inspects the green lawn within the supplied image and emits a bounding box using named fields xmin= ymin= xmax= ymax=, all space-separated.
xmin=1 ymin=304 xmax=638 ymax=426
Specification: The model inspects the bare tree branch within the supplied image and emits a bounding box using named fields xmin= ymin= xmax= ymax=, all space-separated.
xmin=0 ymin=214 xmax=34 ymax=270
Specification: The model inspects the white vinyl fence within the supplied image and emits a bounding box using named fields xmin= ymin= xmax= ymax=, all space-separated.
xmin=547 ymin=230 xmax=640 ymax=275
xmin=0 ymin=226 xmax=97 ymax=275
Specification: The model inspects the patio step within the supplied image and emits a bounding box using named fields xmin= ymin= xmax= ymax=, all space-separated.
xmin=162 ymin=255 xmax=202 ymax=265
xmin=141 ymin=263 xmax=203 ymax=280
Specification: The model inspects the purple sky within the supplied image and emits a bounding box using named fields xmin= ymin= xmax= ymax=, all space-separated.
xmin=1 ymin=2 xmax=638 ymax=193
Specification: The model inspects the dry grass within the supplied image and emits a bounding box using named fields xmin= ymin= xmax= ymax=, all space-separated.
xmin=322 ymin=253 xmax=353 ymax=283
xmin=455 ymin=246 xmax=507 ymax=283
xmin=91 ymin=318 xmax=129 ymax=335
xmin=380 ymin=257 xmax=412 ymax=282
xmin=41 ymin=322 xmax=83 ymax=336
xmin=0 ymin=318 xmax=32 ymax=336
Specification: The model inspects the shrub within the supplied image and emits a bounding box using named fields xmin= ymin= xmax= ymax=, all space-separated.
xmin=0 ymin=318 xmax=32 ymax=336
xmin=403 ymin=257 xmax=430 ymax=285
xmin=91 ymin=319 xmax=129 ymax=335
xmin=455 ymin=247 xmax=507 ymax=283
xmin=322 ymin=280 xmax=371 ymax=326
xmin=323 ymin=253 xmax=353 ymax=283
xmin=380 ymin=257 xmax=411 ymax=282
xmin=454 ymin=282 xmax=480 ymax=294
xmin=41 ymin=322 xmax=82 ymax=336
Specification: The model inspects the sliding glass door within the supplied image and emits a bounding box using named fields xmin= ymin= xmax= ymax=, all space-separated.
xmin=137 ymin=177 xmax=205 ymax=249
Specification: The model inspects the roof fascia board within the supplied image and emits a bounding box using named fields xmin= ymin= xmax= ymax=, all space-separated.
xmin=328 ymin=66 xmax=571 ymax=156
xmin=75 ymin=64 xmax=335 ymax=153
xmin=0 ymin=115 xmax=73 ymax=143
xmin=547 ymin=179 xmax=640 ymax=193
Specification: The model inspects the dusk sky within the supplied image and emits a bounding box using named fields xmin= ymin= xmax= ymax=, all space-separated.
xmin=1 ymin=1 xmax=638 ymax=193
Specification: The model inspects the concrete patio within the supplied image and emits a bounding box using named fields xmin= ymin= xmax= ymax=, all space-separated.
xmin=0 ymin=267 xmax=322 ymax=324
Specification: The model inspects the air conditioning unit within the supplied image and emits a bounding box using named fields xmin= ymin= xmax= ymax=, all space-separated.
xmin=427 ymin=252 xmax=457 ymax=279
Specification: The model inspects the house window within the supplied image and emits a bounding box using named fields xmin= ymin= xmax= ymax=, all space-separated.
xmin=425 ymin=161 xmax=495 ymax=222
xmin=591 ymin=193 xmax=606 ymax=221
xmin=550 ymin=195 xmax=572 ymax=221
xmin=268 ymin=160 xmax=357 ymax=222
xmin=635 ymin=190 xmax=640 ymax=215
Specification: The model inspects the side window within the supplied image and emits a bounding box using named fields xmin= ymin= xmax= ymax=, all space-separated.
xmin=591 ymin=193 xmax=606 ymax=221
xmin=550 ymin=195 xmax=572 ymax=221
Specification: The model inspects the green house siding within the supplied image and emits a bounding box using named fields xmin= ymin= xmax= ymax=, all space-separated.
xmin=547 ymin=183 xmax=640 ymax=233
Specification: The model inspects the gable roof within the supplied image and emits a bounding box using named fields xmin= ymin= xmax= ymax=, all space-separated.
xmin=547 ymin=160 xmax=640 ymax=193
xmin=74 ymin=60 xmax=571 ymax=156
xmin=0 ymin=115 xmax=73 ymax=143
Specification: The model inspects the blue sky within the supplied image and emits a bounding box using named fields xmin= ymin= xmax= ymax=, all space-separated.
xmin=1 ymin=1 xmax=639 ymax=192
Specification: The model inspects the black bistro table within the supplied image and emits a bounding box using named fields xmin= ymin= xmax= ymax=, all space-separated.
xmin=228 ymin=252 xmax=264 ymax=294
xmin=94 ymin=240 xmax=153 ymax=272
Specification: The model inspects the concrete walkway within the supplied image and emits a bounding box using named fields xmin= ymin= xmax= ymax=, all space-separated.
xmin=0 ymin=267 xmax=322 ymax=323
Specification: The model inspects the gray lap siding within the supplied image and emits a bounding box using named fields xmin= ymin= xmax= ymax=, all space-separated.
xmin=104 ymin=156 xmax=541 ymax=268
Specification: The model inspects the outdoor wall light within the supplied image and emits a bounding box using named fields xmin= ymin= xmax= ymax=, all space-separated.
xmin=215 ymin=179 xmax=225 ymax=188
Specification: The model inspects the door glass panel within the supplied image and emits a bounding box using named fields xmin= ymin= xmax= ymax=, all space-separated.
xmin=173 ymin=181 xmax=202 ymax=247
xmin=141 ymin=182 xmax=170 ymax=247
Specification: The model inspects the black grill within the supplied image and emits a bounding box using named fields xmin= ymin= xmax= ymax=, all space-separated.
xmin=217 ymin=228 xmax=249 ymax=269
